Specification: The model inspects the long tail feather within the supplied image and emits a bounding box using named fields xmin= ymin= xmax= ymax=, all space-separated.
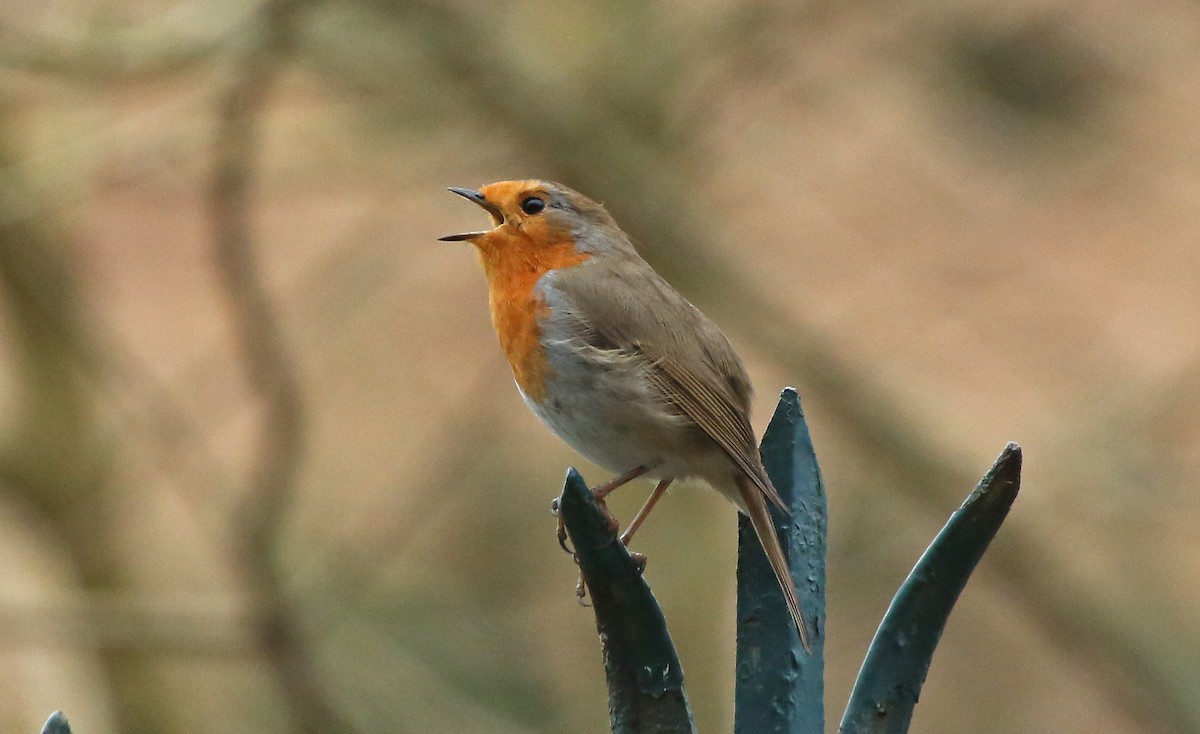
xmin=736 ymin=472 xmax=812 ymax=653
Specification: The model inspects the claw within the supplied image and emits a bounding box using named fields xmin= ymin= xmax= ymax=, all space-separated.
xmin=551 ymin=498 xmax=576 ymax=555
xmin=575 ymin=574 xmax=592 ymax=607
xmin=556 ymin=518 xmax=574 ymax=555
xmin=595 ymin=498 xmax=621 ymax=536
xmin=629 ymin=550 xmax=647 ymax=575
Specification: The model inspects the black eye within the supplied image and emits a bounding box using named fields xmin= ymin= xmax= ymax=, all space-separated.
xmin=520 ymin=196 xmax=545 ymax=215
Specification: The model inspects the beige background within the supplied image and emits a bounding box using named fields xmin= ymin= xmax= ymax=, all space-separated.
xmin=0 ymin=1 xmax=1197 ymax=732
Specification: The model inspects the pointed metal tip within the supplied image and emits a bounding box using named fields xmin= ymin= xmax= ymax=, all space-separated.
xmin=41 ymin=711 xmax=72 ymax=734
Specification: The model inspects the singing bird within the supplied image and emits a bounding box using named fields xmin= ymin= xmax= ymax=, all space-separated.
xmin=441 ymin=180 xmax=811 ymax=651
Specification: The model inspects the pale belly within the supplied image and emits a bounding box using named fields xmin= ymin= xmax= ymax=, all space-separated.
xmin=515 ymin=341 xmax=736 ymax=490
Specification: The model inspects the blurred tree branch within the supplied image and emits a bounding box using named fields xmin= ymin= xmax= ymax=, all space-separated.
xmin=0 ymin=592 xmax=257 ymax=653
xmin=209 ymin=0 xmax=355 ymax=732
xmin=0 ymin=110 xmax=187 ymax=732
xmin=0 ymin=16 xmax=242 ymax=81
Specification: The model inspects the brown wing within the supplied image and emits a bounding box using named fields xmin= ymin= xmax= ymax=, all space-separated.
xmin=647 ymin=356 xmax=786 ymax=510
xmin=555 ymin=255 xmax=785 ymax=510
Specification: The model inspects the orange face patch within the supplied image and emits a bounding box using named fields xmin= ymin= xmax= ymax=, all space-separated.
xmin=473 ymin=220 xmax=589 ymax=403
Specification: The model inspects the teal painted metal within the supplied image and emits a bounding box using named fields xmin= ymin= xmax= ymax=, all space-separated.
xmin=555 ymin=390 xmax=1021 ymax=734
xmin=557 ymin=468 xmax=696 ymax=734
xmin=734 ymin=387 xmax=827 ymax=734
xmin=838 ymin=443 xmax=1022 ymax=734
xmin=40 ymin=712 xmax=72 ymax=734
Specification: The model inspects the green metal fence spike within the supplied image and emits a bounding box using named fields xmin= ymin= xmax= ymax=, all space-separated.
xmin=838 ymin=442 xmax=1022 ymax=734
xmin=735 ymin=387 xmax=828 ymax=734
xmin=557 ymin=467 xmax=697 ymax=734
xmin=40 ymin=711 xmax=73 ymax=734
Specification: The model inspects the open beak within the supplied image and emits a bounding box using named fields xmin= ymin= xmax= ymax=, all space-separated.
xmin=438 ymin=187 xmax=504 ymax=241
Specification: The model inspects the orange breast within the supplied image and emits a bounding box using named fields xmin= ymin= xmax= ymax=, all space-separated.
xmin=477 ymin=233 xmax=590 ymax=403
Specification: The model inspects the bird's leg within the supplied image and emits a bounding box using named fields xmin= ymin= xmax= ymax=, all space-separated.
xmin=592 ymin=465 xmax=651 ymax=502
xmin=590 ymin=464 xmax=651 ymax=537
xmin=620 ymin=478 xmax=673 ymax=548
xmin=551 ymin=465 xmax=650 ymax=555
xmin=617 ymin=479 xmax=672 ymax=574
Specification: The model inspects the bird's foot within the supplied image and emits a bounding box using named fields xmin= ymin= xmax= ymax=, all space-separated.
xmin=553 ymin=477 xmax=644 ymax=605
xmin=574 ymin=573 xmax=592 ymax=607
xmin=550 ymin=498 xmax=575 ymax=556
xmin=595 ymin=497 xmax=621 ymax=536
xmin=551 ymin=492 xmax=621 ymax=555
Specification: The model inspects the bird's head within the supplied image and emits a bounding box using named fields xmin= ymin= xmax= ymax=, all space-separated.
xmin=439 ymin=180 xmax=625 ymax=258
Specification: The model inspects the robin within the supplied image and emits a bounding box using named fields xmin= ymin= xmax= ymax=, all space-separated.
xmin=440 ymin=179 xmax=812 ymax=652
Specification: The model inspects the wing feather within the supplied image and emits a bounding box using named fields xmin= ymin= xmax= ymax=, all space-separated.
xmin=551 ymin=260 xmax=785 ymax=510
xmin=649 ymin=357 xmax=787 ymax=510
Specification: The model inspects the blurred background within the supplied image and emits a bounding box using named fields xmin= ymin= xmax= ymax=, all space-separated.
xmin=0 ymin=0 xmax=1198 ymax=732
